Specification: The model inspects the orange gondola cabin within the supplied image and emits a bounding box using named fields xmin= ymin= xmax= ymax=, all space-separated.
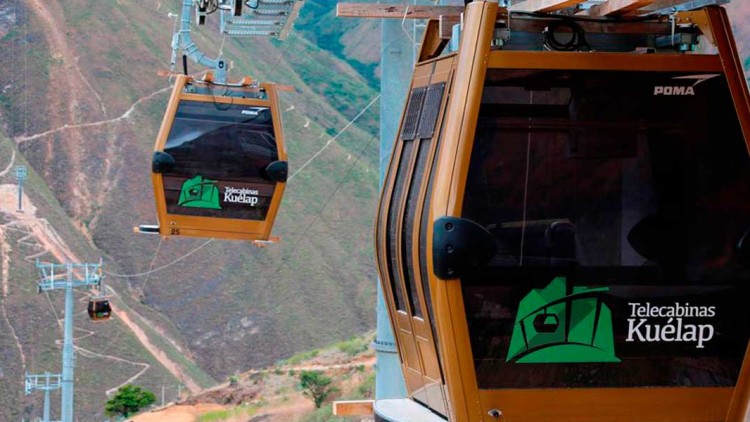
xmin=372 ymin=1 xmax=750 ymax=421
xmin=151 ymin=74 xmax=287 ymax=240
xmin=87 ymin=297 xmax=111 ymax=321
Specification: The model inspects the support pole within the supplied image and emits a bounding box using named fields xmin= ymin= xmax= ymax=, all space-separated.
xmin=15 ymin=165 xmax=26 ymax=212
xmin=61 ymin=264 xmax=75 ymax=422
xmin=374 ymin=13 xmax=413 ymax=401
xmin=25 ymin=372 xmax=62 ymax=422
xmin=17 ymin=181 xmax=22 ymax=212
xmin=373 ymin=0 xmax=464 ymax=401
xmin=33 ymin=261 xmax=100 ymax=422
xmin=43 ymin=387 xmax=51 ymax=422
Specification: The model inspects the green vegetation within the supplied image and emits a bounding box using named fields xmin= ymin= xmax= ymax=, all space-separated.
xmin=335 ymin=336 xmax=370 ymax=356
xmin=299 ymin=370 xmax=340 ymax=408
xmin=354 ymin=373 xmax=375 ymax=399
xmin=104 ymin=384 xmax=156 ymax=418
xmin=0 ymin=27 xmax=17 ymax=42
xmin=197 ymin=405 xmax=256 ymax=422
xmin=285 ymin=349 xmax=320 ymax=366
xmin=302 ymin=404 xmax=350 ymax=422
xmin=295 ymin=0 xmax=380 ymax=85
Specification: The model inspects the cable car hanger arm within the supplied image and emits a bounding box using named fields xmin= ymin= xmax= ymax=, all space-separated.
xmin=171 ymin=0 xmax=228 ymax=83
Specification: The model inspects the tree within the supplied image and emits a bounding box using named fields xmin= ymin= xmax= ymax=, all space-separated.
xmin=299 ymin=370 xmax=339 ymax=408
xmin=104 ymin=384 xmax=156 ymax=418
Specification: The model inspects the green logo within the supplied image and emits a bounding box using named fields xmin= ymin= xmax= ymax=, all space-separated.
xmin=507 ymin=277 xmax=619 ymax=364
xmin=178 ymin=175 xmax=221 ymax=209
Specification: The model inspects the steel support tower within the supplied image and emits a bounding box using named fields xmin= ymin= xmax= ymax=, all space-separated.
xmin=375 ymin=0 xmax=464 ymax=400
xmin=25 ymin=372 xmax=62 ymax=422
xmin=15 ymin=165 xmax=26 ymax=212
xmin=35 ymin=260 xmax=103 ymax=422
xmin=376 ymin=11 xmax=413 ymax=401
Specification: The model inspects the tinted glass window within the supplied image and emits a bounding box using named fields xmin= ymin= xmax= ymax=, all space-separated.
xmin=402 ymin=138 xmax=431 ymax=318
xmin=387 ymin=141 xmax=416 ymax=310
xmin=162 ymin=100 xmax=279 ymax=220
xmin=461 ymin=69 xmax=750 ymax=389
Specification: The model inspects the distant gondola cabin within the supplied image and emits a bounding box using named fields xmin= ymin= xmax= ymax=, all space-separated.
xmin=87 ymin=298 xmax=111 ymax=321
xmin=151 ymin=75 xmax=287 ymax=240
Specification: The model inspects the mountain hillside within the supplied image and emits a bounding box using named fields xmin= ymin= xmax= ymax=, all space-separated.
xmin=0 ymin=0 xmax=383 ymax=420
xmin=296 ymin=0 xmax=381 ymax=82
xmin=0 ymin=131 xmax=194 ymax=420
xmin=132 ymin=333 xmax=377 ymax=422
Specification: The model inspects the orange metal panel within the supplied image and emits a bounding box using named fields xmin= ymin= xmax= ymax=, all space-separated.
xmin=703 ymin=7 xmax=750 ymax=421
xmin=487 ymin=51 xmax=723 ymax=72
xmin=413 ymin=63 xmax=434 ymax=88
xmin=399 ymin=329 xmax=423 ymax=372
xmin=429 ymin=2 xmax=499 ymax=421
xmin=416 ymin=338 xmax=441 ymax=380
xmin=478 ymin=388 xmax=733 ymax=422
xmin=152 ymin=75 xmax=188 ymax=238
xmin=727 ymin=344 xmax=750 ymax=422
xmin=332 ymin=400 xmax=374 ymax=417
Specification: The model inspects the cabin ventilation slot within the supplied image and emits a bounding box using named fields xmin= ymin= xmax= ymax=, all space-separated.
xmin=400 ymin=87 xmax=427 ymax=141
xmin=417 ymin=82 xmax=446 ymax=139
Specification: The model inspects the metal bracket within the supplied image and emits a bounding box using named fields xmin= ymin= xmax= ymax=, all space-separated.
xmin=432 ymin=216 xmax=496 ymax=280
xmin=171 ymin=0 xmax=228 ymax=83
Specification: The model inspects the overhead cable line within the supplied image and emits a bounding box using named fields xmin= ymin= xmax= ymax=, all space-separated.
xmin=289 ymin=94 xmax=381 ymax=180
xmin=103 ymin=239 xmax=214 ymax=278
xmin=274 ymin=131 xmax=380 ymax=269
xmin=139 ymin=236 xmax=164 ymax=291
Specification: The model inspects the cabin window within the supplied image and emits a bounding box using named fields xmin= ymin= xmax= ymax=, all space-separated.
xmin=420 ymin=83 xmax=449 ymax=347
xmin=402 ymin=138 xmax=431 ymax=318
xmin=460 ymin=69 xmax=750 ymax=389
xmin=162 ymin=101 xmax=279 ymax=220
xmin=387 ymin=140 xmax=416 ymax=310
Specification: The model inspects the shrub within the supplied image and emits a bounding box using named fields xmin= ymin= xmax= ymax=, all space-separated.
xmin=104 ymin=384 xmax=156 ymax=418
xmin=299 ymin=370 xmax=339 ymax=408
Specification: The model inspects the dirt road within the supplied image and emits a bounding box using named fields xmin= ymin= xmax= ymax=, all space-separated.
xmin=129 ymin=403 xmax=226 ymax=422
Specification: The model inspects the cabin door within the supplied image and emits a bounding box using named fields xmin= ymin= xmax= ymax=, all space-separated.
xmin=377 ymin=59 xmax=454 ymax=417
